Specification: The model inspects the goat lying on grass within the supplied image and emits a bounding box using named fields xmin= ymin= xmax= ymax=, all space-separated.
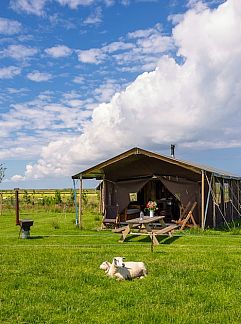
xmin=100 ymin=257 xmax=147 ymax=280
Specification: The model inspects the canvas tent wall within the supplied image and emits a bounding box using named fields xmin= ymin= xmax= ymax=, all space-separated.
xmin=72 ymin=147 xmax=241 ymax=228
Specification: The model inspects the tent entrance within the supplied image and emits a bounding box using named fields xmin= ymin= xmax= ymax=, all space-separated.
xmin=105 ymin=176 xmax=199 ymax=224
xmin=116 ymin=178 xmax=180 ymax=222
xmin=135 ymin=179 xmax=180 ymax=222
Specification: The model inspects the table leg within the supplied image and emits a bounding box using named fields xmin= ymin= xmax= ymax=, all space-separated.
xmin=144 ymin=224 xmax=152 ymax=232
xmin=150 ymin=232 xmax=159 ymax=246
xmin=119 ymin=225 xmax=130 ymax=243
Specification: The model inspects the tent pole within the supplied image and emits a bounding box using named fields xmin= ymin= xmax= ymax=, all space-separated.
xmin=78 ymin=175 xmax=83 ymax=229
xmin=201 ymin=170 xmax=205 ymax=230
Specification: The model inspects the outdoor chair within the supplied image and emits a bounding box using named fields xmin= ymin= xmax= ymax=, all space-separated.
xmin=173 ymin=201 xmax=197 ymax=230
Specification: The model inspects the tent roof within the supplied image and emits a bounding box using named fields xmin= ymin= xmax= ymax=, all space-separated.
xmin=72 ymin=147 xmax=241 ymax=182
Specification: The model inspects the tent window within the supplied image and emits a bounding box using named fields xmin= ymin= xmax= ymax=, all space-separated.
xmin=224 ymin=183 xmax=230 ymax=203
xmin=215 ymin=182 xmax=221 ymax=204
xmin=129 ymin=192 xmax=137 ymax=202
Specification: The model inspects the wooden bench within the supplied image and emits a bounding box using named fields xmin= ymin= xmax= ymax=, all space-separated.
xmin=151 ymin=224 xmax=180 ymax=246
xmin=112 ymin=226 xmax=129 ymax=233
xmin=112 ymin=224 xmax=140 ymax=233
xmin=152 ymin=224 xmax=179 ymax=236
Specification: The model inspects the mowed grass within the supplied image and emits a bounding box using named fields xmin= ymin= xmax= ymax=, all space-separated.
xmin=1 ymin=208 xmax=241 ymax=323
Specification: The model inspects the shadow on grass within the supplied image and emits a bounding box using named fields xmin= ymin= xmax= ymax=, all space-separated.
xmin=123 ymin=234 xmax=180 ymax=245
xmin=19 ymin=236 xmax=47 ymax=240
xmin=161 ymin=235 xmax=181 ymax=244
xmin=124 ymin=235 xmax=150 ymax=243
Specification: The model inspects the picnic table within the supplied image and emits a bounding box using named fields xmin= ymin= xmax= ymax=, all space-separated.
xmin=117 ymin=215 xmax=165 ymax=244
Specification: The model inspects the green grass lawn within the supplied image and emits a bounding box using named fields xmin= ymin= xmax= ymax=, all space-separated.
xmin=1 ymin=207 xmax=241 ymax=323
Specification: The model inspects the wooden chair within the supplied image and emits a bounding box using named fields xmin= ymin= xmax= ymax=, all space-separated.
xmin=101 ymin=205 xmax=119 ymax=229
xmin=173 ymin=201 xmax=197 ymax=230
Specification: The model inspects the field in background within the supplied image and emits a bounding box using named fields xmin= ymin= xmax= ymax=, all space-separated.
xmin=1 ymin=192 xmax=241 ymax=323
xmin=0 ymin=188 xmax=99 ymax=214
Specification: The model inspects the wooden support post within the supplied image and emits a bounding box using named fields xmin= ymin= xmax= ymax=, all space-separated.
xmin=98 ymin=182 xmax=102 ymax=214
xmin=231 ymin=180 xmax=234 ymax=222
xmin=222 ymin=178 xmax=226 ymax=220
xmin=102 ymin=176 xmax=106 ymax=215
xmin=201 ymin=170 xmax=205 ymax=230
xmin=78 ymin=175 xmax=83 ymax=229
xmin=237 ymin=180 xmax=240 ymax=211
xmin=212 ymin=176 xmax=216 ymax=228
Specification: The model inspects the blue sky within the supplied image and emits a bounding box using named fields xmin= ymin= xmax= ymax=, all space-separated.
xmin=1 ymin=0 xmax=241 ymax=189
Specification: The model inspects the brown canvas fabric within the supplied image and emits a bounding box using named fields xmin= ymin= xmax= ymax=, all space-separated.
xmin=105 ymin=178 xmax=151 ymax=215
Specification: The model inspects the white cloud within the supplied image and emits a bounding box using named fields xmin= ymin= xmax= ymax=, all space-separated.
xmin=77 ymin=48 xmax=107 ymax=64
xmin=0 ymin=17 xmax=22 ymax=34
xmin=27 ymin=71 xmax=52 ymax=82
xmin=7 ymin=87 xmax=29 ymax=94
xmin=10 ymin=0 xmax=47 ymax=16
xmin=94 ymin=79 xmax=124 ymax=102
xmin=11 ymin=174 xmax=25 ymax=181
xmin=76 ymin=24 xmax=173 ymax=69
xmin=0 ymin=92 xmax=90 ymax=164
xmin=0 ymin=66 xmax=21 ymax=79
xmin=45 ymin=45 xmax=72 ymax=58
xmin=55 ymin=0 xmax=94 ymax=9
xmin=103 ymin=41 xmax=134 ymax=53
xmin=1 ymin=44 xmax=38 ymax=60
xmin=73 ymin=76 xmax=85 ymax=84
xmin=83 ymin=7 xmax=102 ymax=24
xmin=15 ymin=0 xmax=241 ymax=180
xmin=9 ymin=0 xmax=133 ymax=16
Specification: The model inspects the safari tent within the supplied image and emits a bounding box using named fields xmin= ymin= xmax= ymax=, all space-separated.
xmin=72 ymin=147 xmax=241 ymax=229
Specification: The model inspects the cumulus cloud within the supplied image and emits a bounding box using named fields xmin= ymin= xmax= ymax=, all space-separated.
xmin=56 ymin=0 xmax=94 ymax=9
xmin=0 ymin=17 xmax=22 ymax=34
xmin=9 ymin=0 xmax=145 ymax=16
xmin=0 ymin=66 xmax=21 ymax=79
xmin=10 ymin=0 xmax=96 ymax=15
xmin=45 ymin=45 xmax=72 ymax=58
xmin=1 ymin=44 xmax=38 ymax=60
xmin=13 ymin=0 xmax=241 ymax=180
xmin=77 ymin=23 xmax=173 ymax=71
xmin=83 ymin=6 xmax=102 ymax=24
xmin=77 ymin=48 xmax=107 ymax=64
xmin=27 ymin=71 xmax=52 ymax=82
xmin=10 ymin=0 xmax=47 ymax=16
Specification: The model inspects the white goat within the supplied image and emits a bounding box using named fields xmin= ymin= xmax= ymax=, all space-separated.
xmin=107 ymin=257 xmax=147 ymax=280
xmin=99 ymin=261 xmax=111 ymax=274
